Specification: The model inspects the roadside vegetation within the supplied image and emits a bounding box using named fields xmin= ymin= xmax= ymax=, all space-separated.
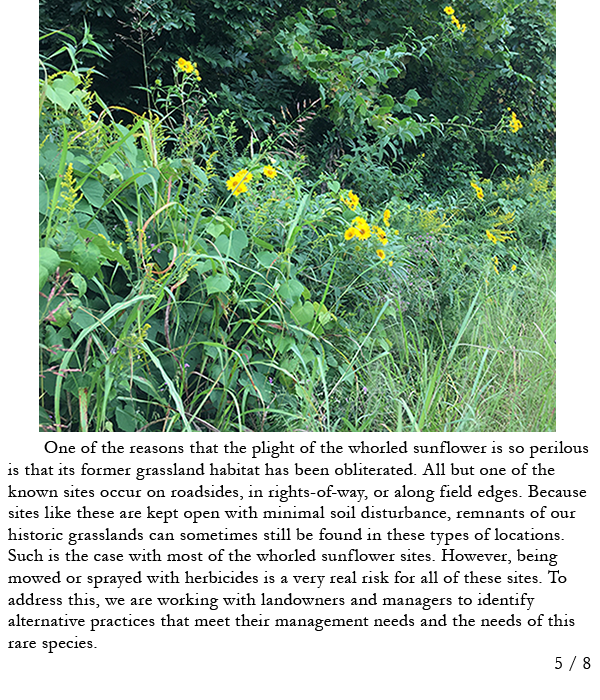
xmin=39 ymin=2 xmax=555 ymax=431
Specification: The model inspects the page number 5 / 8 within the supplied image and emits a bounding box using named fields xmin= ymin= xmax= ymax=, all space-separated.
xmin=555 ymin=657 xmax=591 ymax=670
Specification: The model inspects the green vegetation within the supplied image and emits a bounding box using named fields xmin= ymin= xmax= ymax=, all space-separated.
xmin=39 ymin=3 xmax=555 ymax=432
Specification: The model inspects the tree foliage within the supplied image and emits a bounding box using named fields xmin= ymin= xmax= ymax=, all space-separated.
xmin=40 ymin=0 xmax=555 ymax=187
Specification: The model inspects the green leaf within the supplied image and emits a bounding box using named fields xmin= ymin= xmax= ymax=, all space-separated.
xmin=194 ymin=259 xmax=214 ymax=278
xmin=206 ymin=274 xmax=231 ymax=295
xmin=214 ymin=230 xmax=248 ymax=261
xmin=206 ymin=221 xmax=225 ymax=238
xmin=378 ymin=94 xmax=395 ymax=115
xmin=252 ymin=238 xmax=274 ymax=251
xmin=79 ymin=230 xmax=128 ymax=267
xmin=279 ymin=278 xmax=304 ymax=303
xmin=80 ymin=178 xmax=105 ymax=208
xmin=70 ymin=272 xmax=87 ymax=295
xmin=72 ymin=242 xmax=102 ymax=278
xmin=313 ymin=301 xmax=336 ymax=326
xmin=40 ymin=247 xmax=61 ymax=275
xmin=39 ymin=265 xmax=49 ymax=290
xmin=70 ymin=306 xmax=98 ymax=330
xmin=51 ymin=304 xmax=72 ymax=328
xmin=256 ymin=251 xmax=279 ymax=268
xmin=115 ymin=405 xmax=138 ymax=431
xmin=39 ymin=180 xmax=49 ymax=215
xmin=191 ymin=164 xmax=209 ymax=185
xmin=404 ymin=89 xmax=420 ymax=107
xmin=273 ymin=333 xmax=295 ymax=354
xmin=97 ymin=162 xmax=121 ymax=179
xmin=45 ymin=84 xmax=74 ymax=111
xmin=290 ymin=299 xmax=315 ymax=325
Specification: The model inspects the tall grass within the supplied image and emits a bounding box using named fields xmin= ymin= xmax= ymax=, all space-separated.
xmin=343 ymin=249 xmax=556 ymax=432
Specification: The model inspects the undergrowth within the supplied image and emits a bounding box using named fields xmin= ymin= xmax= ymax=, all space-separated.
xmin=39 ymin=50 xmax=556 ymax=433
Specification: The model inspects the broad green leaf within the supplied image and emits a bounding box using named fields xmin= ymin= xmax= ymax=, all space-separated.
xmin=404 ymin=89 xmax=421 ymax=107
xmin=80 ymin=178 xmax=105 ymax=208
xmin=240 ymin=371 xmax=272 ymax=403
xmin=273 ymin=333 xmax=294 ymax=354
xmin=378 ymin=94 xmax=395 ymax=114
xmin=191 ymin=164 xmax=209 ymax=185
xmin=256 ymin=251 xmax=279 ymax=268
xmin=39 ymin=180 xmax=49 ymax=214
xmin=72 ymin=242 xmax=102 ymax=278
xmin=214 ymin=229 xmax=248 ymax=261
xmin=97 ymin=162 xmax=122 ymax=180
xmin=206 ymin=221 xmax=225 ymax=238
xmin=70 ymin=307 xmax=97 ymax=330
xmin=290 ymin=299 xmax=315 ymax=325
xmin=115 ymin=406 xmax=138 ymax=431
xmin=70 ymin=272 xmax=87 ymax=296
xmin=279 ymin=278 xmax=304 ymax=302
xmin=206 ymin=273 xmax=231 ymax=295
xmin=314 ymin=301 xmax=336 ymax=326
xmin=40 ymin=247 xmax=60 ymax=274
xmin=45 ymin=84 xmax=74 ymax=111
xmin=51 ymin=304 xmax=72 ymax=328
xmin=39 ymin=265 xmax=49 ymax=290
xmin=82 ymin=231 xmax=128 ymax=267
xmin=195 ymin=259 xmax=214 ymax=277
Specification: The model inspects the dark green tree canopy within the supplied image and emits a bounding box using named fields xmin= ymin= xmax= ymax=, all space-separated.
xmin=40 ymin=0 xmax=555 ymax=184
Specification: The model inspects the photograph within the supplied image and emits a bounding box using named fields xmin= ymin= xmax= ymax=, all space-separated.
xmin=38 ymin=2 xmax=555 ymax=433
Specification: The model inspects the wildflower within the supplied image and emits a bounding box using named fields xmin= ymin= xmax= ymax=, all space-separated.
xmin=341 ymin=190 xmax=360 ymax=211
xmin=383 ymin=208 xmax=391 ymax=227
xmin=471 ymin=181 xmax=484 ymax=200
xmin=58 ymin=163 xmax=83 ymax=215
xmin=372 ymin=225 xmax=388 ymax=245
xmin=376 ymin=249 xmax=386 ymax=260
xmin=509 ymin=110 xmax=523 ymax=133
xmin=263 ymin=165 xmax=277 ymax=179
xmin=493 ymin=256 xmax=500 ymax=274
xmin=511 ymin=264 xmax=517 ymax=272
xmin=445 ymin=7 xmax=466 ymax=32
xmin=344 ymin=226 xmax=359 ymax=240
xmin=177 ymin=57 xmax=194 ymax=73
xmin=351 ymin=216 xmax=371 ymax=240
xmin=177 ymin=57 xmax=201 ymax=81
xmin=486 ymin=230 xmax=498 ymax=244
xmin=226 ymin=169 xmax=253 ymax=196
